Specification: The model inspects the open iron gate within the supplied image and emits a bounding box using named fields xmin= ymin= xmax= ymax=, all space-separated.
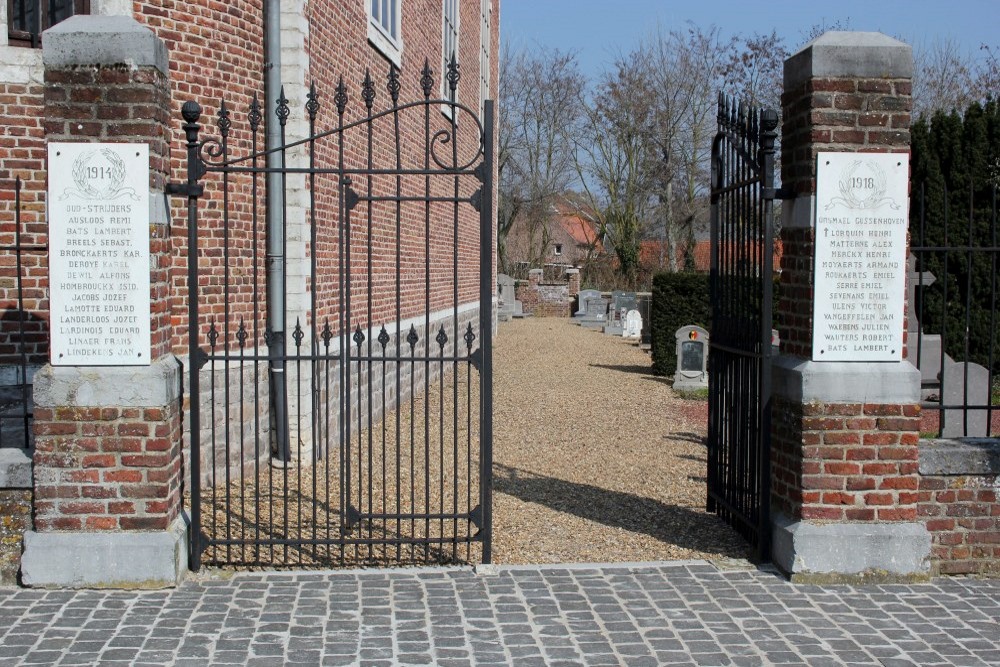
xmin=172 ymin=63 xmax=494 ymax=569
xmin=706 ymin=95 xmax=777 ymax=561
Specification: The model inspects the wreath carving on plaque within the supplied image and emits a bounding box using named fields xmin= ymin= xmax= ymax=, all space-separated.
xmin=60 ymin=148 xmax=140 ymax=201
xmin=825 ymin=159 xmax=901 ymax=211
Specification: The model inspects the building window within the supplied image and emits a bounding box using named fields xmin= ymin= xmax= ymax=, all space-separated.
xmin=479 ymin=0 xmax=490 ymax=117
xmin=7 ymin=0 xmax=88 ymax=48
xmin=367 ymin=0 xmax=402 ymax=67
xmin=441 ymin=0 xmax=459 ymax=117
xmin=554 ymin=244 xmax=563 ymax=256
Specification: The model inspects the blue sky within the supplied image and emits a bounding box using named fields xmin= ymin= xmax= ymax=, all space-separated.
xmin=501 ymin=0 xmax=1000 ymax=80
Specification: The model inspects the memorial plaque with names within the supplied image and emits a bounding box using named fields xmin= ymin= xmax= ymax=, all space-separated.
xmin=813 ymin=152 xmax=908 ymax=362
xmin=48 ymin=143 xmax=150 ymax=366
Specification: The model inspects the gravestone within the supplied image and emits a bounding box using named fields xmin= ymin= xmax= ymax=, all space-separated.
xmin=497 ymin=274 xmax=517 ymax=322
xmin=579 ymin=295 xmax=608 ymax=329
xmin=674 ymin=325 xmax=709 ymax=390
xmin=902 ymin=256 xmax=949 ymax=398
xmin=940 ymin=361 xmax=991 ymax=437
xmin=604 ymin=291 xmax=637 ymax=336
xmin=575 ymin=289 xmax=601 ymax=318
xmin=623 ymin=309 xmax=642 ymax=339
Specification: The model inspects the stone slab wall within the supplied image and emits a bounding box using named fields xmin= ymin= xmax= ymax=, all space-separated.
xmin=0 ymin=488 xmax=31 ymax=585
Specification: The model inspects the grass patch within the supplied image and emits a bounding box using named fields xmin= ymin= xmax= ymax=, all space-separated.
xmin=674 ymin=387 xmax=709 ymax=401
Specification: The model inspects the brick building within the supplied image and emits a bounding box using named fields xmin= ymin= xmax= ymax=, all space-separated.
xmin=0 ymin=1 xmax=499 ymax=584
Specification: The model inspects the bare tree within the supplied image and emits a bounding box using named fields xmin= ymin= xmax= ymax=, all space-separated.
xmin=498 ymin=46 xmax=584 ymax=273
xmin=912 ymin=37 xmax=978 ymax=118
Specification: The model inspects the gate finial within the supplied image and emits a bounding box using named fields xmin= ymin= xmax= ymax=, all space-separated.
xmin=420 ymin=58 xmax=434 ymax=98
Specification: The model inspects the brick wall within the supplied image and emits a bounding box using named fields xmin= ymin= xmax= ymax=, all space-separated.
xmin=33 ymin=401 xmax=182 ymax=531
xmin=919 ymin=474 xmax=1000 ymax=576
xmin=0 ymin=55 xmax=47 ymax=368
xmin=515 ymin=269 xmax=573 ymax=317
xmin=772 ymin=397 xmax=921 ymax=522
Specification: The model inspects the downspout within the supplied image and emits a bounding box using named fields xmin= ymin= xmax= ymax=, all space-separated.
xmin=265 ymin=0 xmax=290 ymax=462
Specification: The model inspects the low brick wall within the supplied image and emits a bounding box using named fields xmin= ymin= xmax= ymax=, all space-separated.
xmin=918 ymin=439 xmax=1000 ymax=576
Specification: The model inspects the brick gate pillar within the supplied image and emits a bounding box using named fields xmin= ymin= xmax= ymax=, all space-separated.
xmin=770 ymin=32 xmax=930 ymax=581
xmin=19 ymin=16 xmax=185 ymax=587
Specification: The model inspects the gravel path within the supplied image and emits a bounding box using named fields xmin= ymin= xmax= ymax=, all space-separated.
xmin=491 ymin=317 xmax=747 ymax=564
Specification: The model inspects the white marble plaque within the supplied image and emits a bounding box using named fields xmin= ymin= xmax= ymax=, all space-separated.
xmin=813 ymin=152 xmax=909 ymax=362
xmin=48 ymin=143 xmax=150 ymax=366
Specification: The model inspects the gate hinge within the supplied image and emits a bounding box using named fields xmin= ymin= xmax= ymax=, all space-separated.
xmin=474 ymin=162 xmax=487 ymax=183
xmin=763 ymin=186 xmax=795 ymax=201
xmin=468 ymin=504 xmax=483 ymax=530
xmin=344 ymin=186 xmax=360 ymax=212
xmin=468 ymin=348 xmax=483 ymax=371
xmin=470 ymin=188 xmax=482 ymax=212
xmin=192 ymin=347 xmax=210 ymax=370
xmin=165 ymin=182 xmax=204 ymax=198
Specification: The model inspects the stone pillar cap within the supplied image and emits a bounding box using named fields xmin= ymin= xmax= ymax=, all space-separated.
xmin=785 ymin=31 xmax=912 ymax=89
xmin=43 ymin=15 xmax=168 ymax=77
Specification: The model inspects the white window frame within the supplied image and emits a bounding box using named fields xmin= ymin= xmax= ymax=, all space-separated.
xmin=441 ymin=0 xmax=459 ymax=119
xmin=367 ymin=0 xmax=402 ymax=68
xmin=479 ymin=0 xmax=491 ymax=118
xmin=554 ymin=243 xmax=563 ymax=256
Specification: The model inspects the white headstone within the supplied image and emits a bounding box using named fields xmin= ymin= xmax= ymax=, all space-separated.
xmin=623 ymin=309 xmax=642 ymax=339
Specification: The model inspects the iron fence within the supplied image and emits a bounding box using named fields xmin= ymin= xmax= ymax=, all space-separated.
xmin=909 ymin=180 xmax=999 ymax=438
xmin=0 ymin=177 xmax=46 ymax=449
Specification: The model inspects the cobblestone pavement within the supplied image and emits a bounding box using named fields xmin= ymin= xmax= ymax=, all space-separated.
xmin=0 ymin=561 xmax=998 ymax=667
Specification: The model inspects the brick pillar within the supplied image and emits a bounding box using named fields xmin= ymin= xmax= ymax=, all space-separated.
xmin=770 ymin=32 xmax=929 ymax=582
xmin=565 ymin=268 xmax=580 ymax=297
xmin=20 ymin=16 xmax=185 ymax=587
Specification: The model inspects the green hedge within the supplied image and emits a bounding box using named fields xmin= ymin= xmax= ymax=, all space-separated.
xmin=650 ymin=272 xmax=782 ymax=376
xmin=650 ymin=272 xmax=711 ymax=376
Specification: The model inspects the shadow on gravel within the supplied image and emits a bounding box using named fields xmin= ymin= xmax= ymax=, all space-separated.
xmin=493 ymin=462 xmax=745 ymax=558
xmin=588 ymin=363 xmax=656 ymax=376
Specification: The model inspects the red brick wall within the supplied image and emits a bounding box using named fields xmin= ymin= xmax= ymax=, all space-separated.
xmin=919 ymin=475 xmax=1000 ymax=576
xmin=0 ymin=72 xmax=48 ymax=366
xmin=33 ymin=402 xmax=182 ymax=531
xmin=772 ymin=397 xmax=921 ymax=522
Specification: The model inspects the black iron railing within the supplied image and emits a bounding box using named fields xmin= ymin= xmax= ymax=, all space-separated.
xmin=706 ymin=94 xmax=777 ymax=562
xmin=0 ymin=177 xmax=46 ymax=449
xmin=910 ymin=180 xmax=999 ymax=438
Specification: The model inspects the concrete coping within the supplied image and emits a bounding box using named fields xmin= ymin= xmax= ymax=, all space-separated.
xmin=772 ymin=354 xmax=920 ymax=404
xmin=33 ymin=355 xmax=182 ymax=409
xmin=42 ymin=15 xmax=168 ymax=77
xmin=0 ymin=447 xmax=32 ymax=489
xmin=919 ymin=438 xmax=1000 ymax=476
xmin=784 ymin=31 xmax=912 ymax=90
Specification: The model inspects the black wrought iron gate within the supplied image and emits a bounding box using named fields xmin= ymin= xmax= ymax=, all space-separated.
xmin=706 ymin=95 xmax=777 ymax=561
xmin=172 ymin=63 xmax=494 ymax=569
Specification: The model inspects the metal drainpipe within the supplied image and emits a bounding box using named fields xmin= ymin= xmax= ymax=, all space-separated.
xmin=265 ymin=0 xmax=290 ymax=462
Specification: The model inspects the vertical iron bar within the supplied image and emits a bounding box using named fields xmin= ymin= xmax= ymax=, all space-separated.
xmin=364 ymin=71 xmax=375 ymax=563
xmin=989 ymin=186 xmax=997 ymax=435
xmin=220 ymin=103 xmax=232 ymax=565
xmin=423 ymin=68 xmax=432 ymax=561
xmin=181 ymin=102 xmax=203 ymax=571
xmin=13 ymin=178 xmax=30 ymax=449
xmin=479 ymin=100 xmax=495 ymax=563
xmin=451 ymin=80 xmax=460 ymax=563
xmin=757 ymin=108 xmax=778 ymax=562
xmin=963 ymin=180 xmax=974 ymax=434
xmin=390 ymin=65 xmax=403 ymax=561
xmin=941 ymin=183 xmax=949 ymax=435
xmin=307 ymin=83 xmax=320 ymax=561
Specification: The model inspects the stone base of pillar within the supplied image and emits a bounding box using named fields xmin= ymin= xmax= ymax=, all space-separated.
xmin=20 ymin=514 xmax=188 ymax=588
xmin=771 ymin=512 xmax=931 ymax=583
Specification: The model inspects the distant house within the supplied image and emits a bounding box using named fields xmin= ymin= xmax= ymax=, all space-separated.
xmin=506 ymin=197 xmax=602 ymax=275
